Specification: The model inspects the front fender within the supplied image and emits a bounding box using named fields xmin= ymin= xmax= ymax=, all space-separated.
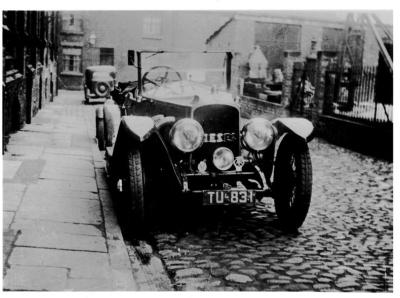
xmin=109 ymin=116 xmax=154 ymax=179
xmin=120 ymin=115 xmax=155 ymax=143
xmin=111 ymin=115 xmax=182 ymax=189
xmin=103 ymin=100 xmax=121 ymax=147
xmin=272 ymin=117 xmax=314 ymax=142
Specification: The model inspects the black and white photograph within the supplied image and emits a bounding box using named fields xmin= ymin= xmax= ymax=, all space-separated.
xmin=2 ymin=1 xmax=395 ymax=293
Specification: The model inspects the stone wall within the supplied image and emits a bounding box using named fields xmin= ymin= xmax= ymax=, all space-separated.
xmin=4 ymin=61 xmax=57 ymax=136
xmin=239 ymin=96 xmax=290 ymax=120
xmin=318 ymin=115 xmax=392 ymax=161
xmin=31 ymin=68 xmax=41 ymax=118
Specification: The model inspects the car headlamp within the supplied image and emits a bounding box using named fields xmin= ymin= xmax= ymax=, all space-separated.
xmin=242 ymin=118 xmax=275 ymax=151
xmin=170 ymin=118 xmax=204 ymax=152
xmin=213 ymin=147 xmax=234 ymax=171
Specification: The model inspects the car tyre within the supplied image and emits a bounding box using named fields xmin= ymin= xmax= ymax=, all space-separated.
xmin=273 ymin=135 xmax=312 ymax=231
xmin=126 ymin=148 xmax=147 ymax=236
xmin=94 ymin=82 xmax=110 ymax=98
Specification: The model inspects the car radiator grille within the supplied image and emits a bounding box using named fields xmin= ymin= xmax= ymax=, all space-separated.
xmin=192 ymin=104 xmax=240 ymax=171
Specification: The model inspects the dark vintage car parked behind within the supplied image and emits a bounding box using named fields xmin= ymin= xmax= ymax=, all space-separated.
xmin=84 ymin=65 xmax=116 ymax=103
xmin=95 ymin=50 xmax=314 ymax=234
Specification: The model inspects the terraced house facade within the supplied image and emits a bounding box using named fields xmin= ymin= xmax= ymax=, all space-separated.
xmin=3 ymin=11 xmax=59 ymax=151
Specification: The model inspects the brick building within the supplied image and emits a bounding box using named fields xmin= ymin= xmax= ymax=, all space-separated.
xmin=205 ymin=12 xmax=391 ymax=102
xmin=58 ymin=11 xmax=230 ymax=90
xmin=3 ymin=11 xmax=59 ymax=150
xmin=206 ymin=12 xmax=347 ymax=77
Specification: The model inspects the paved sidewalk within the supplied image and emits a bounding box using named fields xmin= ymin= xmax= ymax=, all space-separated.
xmin=3 ymin=90 xmax=137 ymax=290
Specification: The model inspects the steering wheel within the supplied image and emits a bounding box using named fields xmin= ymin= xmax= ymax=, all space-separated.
xmin=142 ymin=66 xmax=183 ymax=92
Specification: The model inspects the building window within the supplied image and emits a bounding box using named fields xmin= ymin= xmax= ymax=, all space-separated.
xmin=255 ymin=22 xmax=301 ymax=70
xmin=62 ymin=48 xmax=82 ymax=73
xmin=128 ymin=50 xmax=135 ymax=65
xmin=143 ymin=17 xmax=162 ymax=39
xmin=255 ymin=22 xmax=301 ymax=51
xmin=4 ymin=45 xmax=17 ymax=73
xmin=63 ymin=55 xmax=81 ymax=72
xmin=100 ymin=48 xmax=114 ymax=65
xmin=322 ymin=27 xmax=344 ymax=51
xmin=62 ymin=14 xmax=82 ymax=33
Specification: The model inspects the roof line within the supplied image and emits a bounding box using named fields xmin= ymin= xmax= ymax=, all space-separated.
xmin=205 ymin=17 xmax=235 ymax=44
xmin=205 ymin=12 xmax=348 ymax=44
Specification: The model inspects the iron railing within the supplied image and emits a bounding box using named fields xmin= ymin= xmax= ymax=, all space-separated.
xmin=326 ymin=66 xmax=392 ymax=124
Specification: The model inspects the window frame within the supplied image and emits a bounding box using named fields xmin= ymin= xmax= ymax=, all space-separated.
xmin=99 ymin=47 xmax=114 ymax=65
xmin=255 ymin=22 xmax=302 ymax=52
xmin=321 ymin=27 xmax=344 ymax=52
xmin=142 ymin=16 xmax=162 ymax=39
xmin=62 ymin=47 xmax=82 ymax=73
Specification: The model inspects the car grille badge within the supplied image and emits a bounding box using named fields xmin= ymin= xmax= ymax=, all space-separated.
xmin=197 ymin=160 xmax=207 ymax=173
xmin=223 ymin=183 xmax=232 ymax=190
xmin=233 ymin=156 xmax=245 ymax=172
xmin=236 ymin=181 xmax=246 ymax=190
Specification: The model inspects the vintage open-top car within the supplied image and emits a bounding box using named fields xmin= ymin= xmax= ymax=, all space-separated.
xmin=84 ymin=65 xmax=116 ymax=103
xmin=95 ymin=50 xmax=314 ymax=232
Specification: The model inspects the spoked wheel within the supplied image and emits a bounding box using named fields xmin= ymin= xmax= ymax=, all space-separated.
xmin=273 ymin=135 xmax=312 ymax=231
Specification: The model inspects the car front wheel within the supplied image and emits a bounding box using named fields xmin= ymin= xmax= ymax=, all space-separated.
xmin=273 ymin=135 xmax=312 ymax=231
xmin=126 ymin=148 xmax=146 ymax=232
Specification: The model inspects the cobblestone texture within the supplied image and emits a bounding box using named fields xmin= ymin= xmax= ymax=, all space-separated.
xmin=149 ymin=139 xmax=393 ymax=291
xmin=5 ymin=90 xmax=391 ymax=291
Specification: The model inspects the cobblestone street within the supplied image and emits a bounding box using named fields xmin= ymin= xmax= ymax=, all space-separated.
xmin=3 ymin=90 xmax=393 ymax=291
xmin=146 ymin=138 xmax=393 ymax=291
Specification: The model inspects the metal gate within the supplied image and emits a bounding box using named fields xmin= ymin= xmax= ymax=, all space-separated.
xmin=323 ymin=64 xmax=392 ymax=125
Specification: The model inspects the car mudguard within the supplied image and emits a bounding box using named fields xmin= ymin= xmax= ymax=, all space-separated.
xmin=110 ymin=115 xmax=182 ymax=189
xmin=272 ymin=117 xmax=314 ymax=142
xmin=103 ymin=100 xmax=121 ymax=147
xmin=120 ymin=115 xmax=155 ymax=142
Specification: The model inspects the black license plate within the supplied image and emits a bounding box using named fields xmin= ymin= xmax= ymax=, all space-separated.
xmin=203 ymin=190 xmax=254 ymax=205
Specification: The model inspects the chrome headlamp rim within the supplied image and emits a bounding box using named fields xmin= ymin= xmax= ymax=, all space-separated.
xmin=169 ymin=118 xmax=204 ymax=153
xmin=242 ymin=117 xmax=275 ymax=151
